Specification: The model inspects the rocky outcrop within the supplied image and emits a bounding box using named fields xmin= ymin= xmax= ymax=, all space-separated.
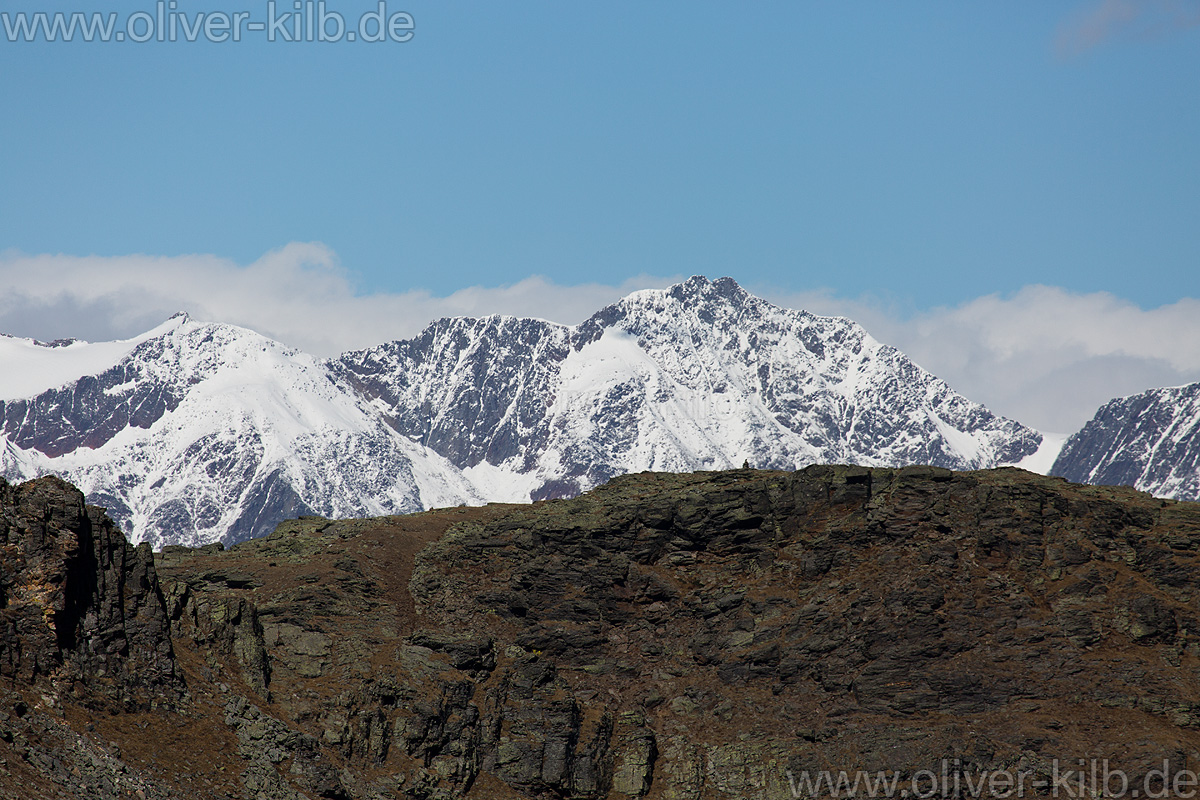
xmin=404 ymin=465 xmax=1200 ymax=799
xmin=0 ymin=475 xmax=180 ymax=709
xmin=5 ymin=467 xmax=1200 ymax=799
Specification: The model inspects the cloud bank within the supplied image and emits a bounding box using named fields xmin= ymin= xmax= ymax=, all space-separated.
xmin=0 ymin=244 xmax=678 ymax=355
xmin=2 ymin=244 xmax=1198 ymax=435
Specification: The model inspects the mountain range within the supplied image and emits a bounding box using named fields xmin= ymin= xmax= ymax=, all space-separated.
xmin=0 ymin=275 xmax=1194 ymax=547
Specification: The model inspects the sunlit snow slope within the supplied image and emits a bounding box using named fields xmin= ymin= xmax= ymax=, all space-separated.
xmin=0 ymin=314 xmax=480 ymax=547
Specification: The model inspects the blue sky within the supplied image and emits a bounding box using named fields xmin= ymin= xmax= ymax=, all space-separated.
xmin=2 ymin=1 xmax=1198 ymax=307
xmin=2 ymin=2 xmax=1200 ymax=433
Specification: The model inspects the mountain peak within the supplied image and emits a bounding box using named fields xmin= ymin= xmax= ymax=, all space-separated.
xmin=620 ymin=275 xmax=750 ymax=308
xmin=1051 ymin=379 xmax=1200 ymax=500
xmin=677 ymin=273 xmax=715 ymax=292
xmin=577 ymin=276 xmax=759 ymax=341
xmin=675 ymin=274 xmax=745 ymax=298
xmin=665 ymin=274 xmax=750 ymax=307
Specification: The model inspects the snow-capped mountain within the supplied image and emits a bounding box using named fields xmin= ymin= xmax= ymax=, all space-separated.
xmin=333 ymin=276 xmax=1044 ymax=500
xmin=2 ymin=276 xmax=1048 ymax=548
xmin=1051 ymin=381 xmax=1200 ymax=501
xmin=0 ymin=314 xmax=480 ymax=548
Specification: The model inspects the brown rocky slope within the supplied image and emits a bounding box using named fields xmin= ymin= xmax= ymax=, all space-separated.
xmin=2 ymin=465 xmax=1200 ymax=799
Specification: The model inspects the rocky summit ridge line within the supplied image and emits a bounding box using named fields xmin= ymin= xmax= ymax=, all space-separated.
xmin=3 ymin=467 xmax=1200 ymax=799
xmin=0 ymin=277 xmax=1049 ymax=548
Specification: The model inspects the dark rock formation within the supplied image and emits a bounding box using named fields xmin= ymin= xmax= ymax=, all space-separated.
xmin=0 ymin=476 xmax=181 ymax=708
xmin=4 ymin=467 xmax=1200 ymax=799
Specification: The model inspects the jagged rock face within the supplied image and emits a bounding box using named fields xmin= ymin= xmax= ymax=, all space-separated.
xmin=331 ymin=315 xmax=570 ymax=472
xmin=335 ymin=276 xmax=1043 ymax=502
xmin=410 ymin=466 xmax=1200 ymax=798
xmin=0 ymin=476 xmax=180 ymax=709
xmin=6 ymin=468 xmax=1200 ymax=799
xmin=1053 ymin=381 xmax=1200 ymax=501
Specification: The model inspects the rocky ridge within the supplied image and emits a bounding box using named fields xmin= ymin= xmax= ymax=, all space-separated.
xmin=0 ymin=476 xmax=181 ymax=708
xmin=4 ymin=467 xmax=1200 ymax=799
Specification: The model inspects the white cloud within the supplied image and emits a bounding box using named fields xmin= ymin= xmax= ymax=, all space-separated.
xmin=0 ymin=244 xmax=678 ymax=356
xmin=2 ymin=244 xmax=1198 ymax=435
